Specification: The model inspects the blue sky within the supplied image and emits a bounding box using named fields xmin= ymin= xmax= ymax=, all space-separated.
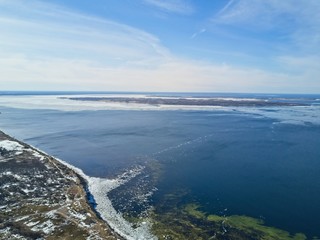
xmin=0 ymin=0 xmax=319 ymax=93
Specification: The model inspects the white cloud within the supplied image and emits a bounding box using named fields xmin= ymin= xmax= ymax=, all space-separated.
xmin=0 ymin=0 xmax=319 ymax=93
xmin=0 ymin=0 xmax=171 ymax=65
xmin=143 ymin=0 xmax=194 ymax=14
xmin=1 ymin=53 xmax=319 ymax=93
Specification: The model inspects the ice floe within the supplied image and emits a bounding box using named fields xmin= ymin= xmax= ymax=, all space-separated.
xmin=42 ymin=153 xmax=157 ymax=240
xmin=0 ymin=94 xmax=319 ymax=126
xmin=87 ymin=167 xmax=156 ymax=240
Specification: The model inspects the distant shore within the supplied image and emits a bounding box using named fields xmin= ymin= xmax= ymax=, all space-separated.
xmin=65 ymin=96 xmax=308 ymax=107
xmin=0 ymin=130 xmax=122 ymax=240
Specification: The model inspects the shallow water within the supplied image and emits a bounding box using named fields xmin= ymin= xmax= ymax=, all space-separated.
xmin=0 ymin=93 xmax=320 ymax=238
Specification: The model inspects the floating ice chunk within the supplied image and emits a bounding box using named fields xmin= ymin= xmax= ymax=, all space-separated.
xmin=26 ymin=147 xmax=157 ymax=240
xmin=87 ymin=166 xmax=157 ymax=240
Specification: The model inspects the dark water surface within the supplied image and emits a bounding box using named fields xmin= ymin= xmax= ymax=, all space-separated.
xmin=0 ymin=94 xmax=320 ymax=238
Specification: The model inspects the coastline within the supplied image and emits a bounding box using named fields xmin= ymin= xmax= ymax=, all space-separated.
xmin=0 ymin=115 xmax=313 ymax=239
xmin=66 ymin=96 xmax=308 ymax=107
xmin=1 ymin=93 xmax=318 ymax=239
xmin=0 ymin=130 xmax=123 ymax=240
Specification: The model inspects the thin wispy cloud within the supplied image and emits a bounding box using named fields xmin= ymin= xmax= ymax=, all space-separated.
xmin=0 ymin=0 xmax=319 ymax=93
xmin=212 ymin=0 xmax=320 ymax=38
xmin=216 ymin=1 xmax=302 ymax=30
xmin=210 ymin=0 xmax=320 ymax=68
xmin=0 ymin=0 xmax=171 ymax=65
xmin=143 ymin=0 xmax=194 ymax=14
xmin=191 ymin=28 xmax=206 ymax=39
xmin=216 ymin=0 xmax=234 ymax=16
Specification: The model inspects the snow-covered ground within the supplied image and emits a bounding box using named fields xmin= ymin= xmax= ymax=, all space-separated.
xmin=0 ymin=132 xmax=122 ymax=240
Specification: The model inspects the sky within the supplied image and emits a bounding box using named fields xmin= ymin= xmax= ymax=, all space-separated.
xmin=0 ymin=0 xmax=319 ymax=93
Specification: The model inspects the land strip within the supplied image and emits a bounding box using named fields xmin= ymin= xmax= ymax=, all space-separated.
xmin=66 ymin=97 xmax=307 ymax=107
xmin=0 ymin=131 xmax=122 ymax=240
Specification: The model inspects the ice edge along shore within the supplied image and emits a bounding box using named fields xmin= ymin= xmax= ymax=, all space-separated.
xmin=0 ymin=130 xmax=156 ymax=240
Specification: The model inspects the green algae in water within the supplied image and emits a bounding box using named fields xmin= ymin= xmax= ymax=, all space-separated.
xmin=108 ymin=160 xmax=308 ymax=239
xmin=210 ymin=214 xmax=306 ymax=240
xmin=150 ymin=202 xmax=307 ymax=240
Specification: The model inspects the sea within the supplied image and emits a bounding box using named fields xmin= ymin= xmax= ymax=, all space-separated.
xmin=0 ymin=91 xmax=319 ymax=239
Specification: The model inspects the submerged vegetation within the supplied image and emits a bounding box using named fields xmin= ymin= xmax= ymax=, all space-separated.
xmin=109 ymin=158 xmax=309 ymax=239
xmin=148 ymin=193 xmax=307 ymax=240
xmin=188 ymin=204 xmax=306 ymax=240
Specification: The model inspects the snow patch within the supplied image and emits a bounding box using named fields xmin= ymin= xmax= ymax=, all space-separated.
xmin=0 ymin=140 xmax=24 ymax=152
xmin=31 ymin=220 xmax=55 ymax=234
xmin=0 ymin=138 xmax=156 ymax=239
xmin=69 ymin=210 xmax=87 ymax=221
xmin=0 ymin=139 xmax=48 ymax=163
xmin=31 ymin=151 xmax=45 ymax=161
xmin=0 ymin=227 xmax=26 ymax=239
xmin=45 ymin=209 xmax=57 ymax=219
xmin=15 ymin=216 xmax=30 ymax=222
xmin=26 ymin=220 xmax=40 ymax=227
xmin=21 ymin=188 xmax=36 ymax=194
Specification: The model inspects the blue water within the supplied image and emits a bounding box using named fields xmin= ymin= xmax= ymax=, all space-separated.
xmin=0 ymin=92 xmax=320 ymax=238
xmin=152 ymin=116 xmax=320 ymax=237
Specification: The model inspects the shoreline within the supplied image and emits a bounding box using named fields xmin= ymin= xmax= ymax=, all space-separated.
xmin=0 ymin=123 xmax=313 ymax=239
xmin=0 ymin=130 xmax=157 ymax=240
xmin=0 ymin=130 xmax=123 ymax=239
xmin=66 ymin=96 xmax=308 ymax=107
